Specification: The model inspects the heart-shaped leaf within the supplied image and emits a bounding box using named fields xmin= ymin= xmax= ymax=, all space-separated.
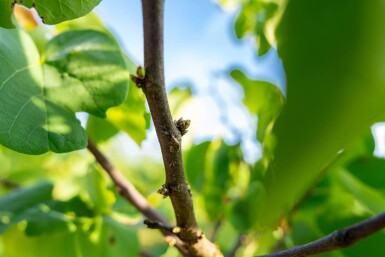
xmin=0 ymin=28 xmax=129 ymax=154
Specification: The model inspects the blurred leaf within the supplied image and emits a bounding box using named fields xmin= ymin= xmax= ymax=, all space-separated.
xmin=24 ymin=207 xmax=76 ymax=236
xmin=86 ymin=115 xmax=119 ymax=144
xmin=1 ymin=0 xmax=101 ymax=29
xmin=86 ymin=165 xmax=116 ymax=215
xmin=169 ymin=86 xmax=193 ymax=116
xmin=27 ymin=26 xmax=53 ymax=54
xmin=56 ymin=12 xmax=107 ymax=33
xmin=0 ymin=181 xmax=53 ymax=214
xmin=0 ymin=181 xmax=53 ymax=234
xmin=234 ymin=2 xmax=260 ymax=39
xmin=231 ymin=69 xmax=284 ymax=142
xmin=287 ymin=151 xmax=385 ymax=257
xmin=0 ymin=0 xmax=14 ymax=28
xmin=106 ymin=81 xmax=148 ymax=146
xmin=184 ymin=141 xmax=211 ymax=192
xmin=338 ymin=169 xmax=385 ymax=214
xmin=48 ymin=196 xmax=95 ymax=218
xmin=347 ymin=157 xmax=385 ymax=191
xmin=1 ymin=215 xmax=139 ymax=257
xmin=203 ymin=140 xmax=242 ymax=221
xmin=98 ymin=216 xmax=139 ymax=256
xmin=257 ymin=0 xmax=385 ymax=228
xmin=229 ymin=181 xmax=266 ymax=232
xmin=233 ymin=1 xmax=278 ymax=56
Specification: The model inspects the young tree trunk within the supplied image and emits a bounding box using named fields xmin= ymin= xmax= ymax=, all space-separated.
xmin=140 ymin=0 xmax=223 ymax=256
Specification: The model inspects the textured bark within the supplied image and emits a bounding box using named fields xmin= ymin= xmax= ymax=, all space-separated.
xmin=259 ymin=212 xmax=385 ymax=257
xmin=140 ymin=1 xmax=223 ymax=256
xmin=87 ymin=140 xmax=190 ymax=256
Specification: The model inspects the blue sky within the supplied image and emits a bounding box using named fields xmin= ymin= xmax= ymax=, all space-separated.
xmin=93 ymin=0 xmax=385 ymax=160
xmin=94 ymin=0 xmax=285 ymax=162
xmin=94 ymin=0 xmax=284 ymax=86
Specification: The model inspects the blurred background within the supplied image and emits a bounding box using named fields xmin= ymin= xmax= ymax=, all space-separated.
xmin=94 ymin=0 xmax=285 ymax=164
xmin=2 ymin=0 xmax=385 ymax=257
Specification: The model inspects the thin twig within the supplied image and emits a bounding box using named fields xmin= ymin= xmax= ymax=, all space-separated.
xmin=144 ymin=219 xmax=175 ymax=232
xmin=210 ymin=220 xmax=223 ymax=242
xmin=140 ymin=250 xmax=156 ymax=257
xmin=258 ymin=212 xmax=385 ymax=257
xmin=140 ymin=1 xmax=223 ymax=256
xmin=87 ymin=140 xmax=190 ymax=257
xmin=0 ymin=179 xmax=19 ymax=189
xmin=226 ymin=235 xmax=247 ymax=257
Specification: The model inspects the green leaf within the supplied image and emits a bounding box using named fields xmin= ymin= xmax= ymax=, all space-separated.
xmin=203 ymin=140 xmax=243 ymax=220
xmin=86 ymin=165 xmax=116 ymax=215
xmin=0 ymin=28 xmax=86 ymax=154
xmin=24 ymin=207 xmax=76 ymax=236
xmin=0 ymin=181 xmax=53 ymax=214
xmin=231 ymin=69 xmax=284 ymax=142
xmin=338 ymin=169 xmax=385 ymax=214
xmin=86 ymin=115 xmax=119 ymax=144
xmin=0 ymin=0 xmax=15 ymax=29
xmin=229 ymin=181 xmax=266 ymax=232
xmin=88 ymin=56 xmax=148 ymax=146
xmin=43 ymin=30 xmax=129 ymax=118
xmin=233 ymin=1 xmax=277 ymax=56
xmin=257 ymin=0 xmax=385 ymax=228
xmin=184 ymin=141 xmax=211 ymax=192
xmin=1 ymin=215 xmax=139 ymax=257
xmin=106 ymin=81 xmax=148 ymax=145
xmin=168 ymin=86 xmax=193 ymax=116
xmin=0 ymin=181 xmax=53 ymax=234
xmin=56 ymin=12 xmax=107 ymax=33
xmin=98 ymin=216 xmax=139 ymax=257
xmin=1 ymin=0 xmax=102 ymax=29
xmin=347 ymin=157 xmax=385 ymax=191
xmin=0 ymin=29 xmax=129 ymax=154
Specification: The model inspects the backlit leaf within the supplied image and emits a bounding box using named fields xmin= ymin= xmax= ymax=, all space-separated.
xmin=0 ymin=29 xmax=129 ymax=154
xmin=257 ymin=0 xmax=385 ymax=228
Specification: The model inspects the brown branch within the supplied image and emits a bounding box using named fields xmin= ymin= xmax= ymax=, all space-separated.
xmin=140 ymin=1 xmax=223 ymax=256
xmin=258 ymin=212 xmax=385 ymax=257
xmin=86 ymin=140 xmax=190 ymax=257
xmin=144 ymin=219 xmax=175 ymax=232
xmin=141 ymin=0 xmax=197 ymax=236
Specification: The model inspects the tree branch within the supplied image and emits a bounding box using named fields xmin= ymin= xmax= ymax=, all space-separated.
xmin=258 ymin=212 xmax=385 ymax=257
xmin=226 ymin=235 xmax=247 ymax=257
xmin=140 ymin=1 xmax=223 ymax=256
xmin=87 ymin=140 xmax=190 ymax=257
xmin=140 ymin=0 xmax=197 ymax=236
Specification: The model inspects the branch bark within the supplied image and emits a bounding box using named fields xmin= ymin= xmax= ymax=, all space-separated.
xmin=258 ymin=212 xmax=385 ymax=257
xmin=87 ymin=140 xmax=190 ymax=257
xmin=140 ymin=0 xmax=197 ymax=235
xmin=140 ymin=1 xmax=223 ymax=256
